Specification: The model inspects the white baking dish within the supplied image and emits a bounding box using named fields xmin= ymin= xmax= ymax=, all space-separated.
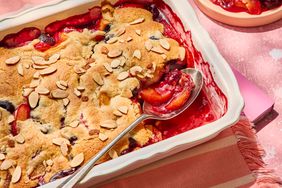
xmin=0 ymin=0 xmax=244 ymax=187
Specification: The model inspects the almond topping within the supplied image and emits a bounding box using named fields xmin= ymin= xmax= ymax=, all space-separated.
xmin=15 ymin=134 xmax=25 ymax=144
xmin=35 ymin=86 xmax=49 ymax=95
xmin=7 ymin=115 xmax=15 ymax=124
xmin=129 ymin=18 xmax=145 ymax=25
xmin=126 ymin=37 xmax=133 ymax=42
xmin=0 ymin=159 xmax=13 ymax=170
xmin=115 ymin=27 xmax=126 ymax=37
xmin=46 ymin=159 xmax=53 ymax=166
xmin=117 ymin=106 xmax=128 ymax=114
xmin=0 ymin=153 xmax=5 ymax=160
xmin=69 ymin=120 xmax=80 ymax=128
xmin=104 ymin=63 xmax=113 ymax=73
xmin=29 ymin=79 xmax=40 ymax=88
xmin=5 ymin=56 xmax=20 ymax=65
xmin=98 ymin=133 xmax=108 ymax=141
xmin=74 ymin=88 xmax=81 ymax=97
xmin=62 ymin=98 xmax=69 ymax=107
xmin=32 ymin=56 xmax=46 ymax=65
xmin=51 ymin=90 xmax=69 ymax=99
xmin=107 ymin=49 xmax=123 ymax=58
xmin=33 ymin=71 xmax=40 ymax=79
xmin=111 ymin=59 xmax=121 ymax=68
xmin=145 ymin=40 xmax=153 ymax=51
xmin=129 ymin=66 xmax=143 ymax=76
xmin=28 ymin=92 xmax=39 ymax=109
xmin=32 ymin=64 xmax=49 ymax=70
xmin=48 ymin=53 xmax=60 ymax=64
xmin=108 ymin=149 xmax=118 ymax=159
xmin=74 ymin=65 xmax=86 ymax=74
xmin=159 ymin=39 xmax=170 ymax=50
xmin=77 ymin=86 xmax=85 ymax=91
xmin=151 ymin=46 xmax=164 ymax=54
xmin=113 ymin=110 xmax=123 ymax=117
xmin=11 ymin=166 xmax=21 ymax=183
xmin=107 ymin=37 xmax=118 ymax=44
xmin=135 ymin=30 xmax=141 ymax=36
xmin=179 ymin=47 xmax=186 ymax=61
xmin=101 ymin=46 xmax=109 ymax=54
xmin=133 ymin=50 xmax=141 ymax=60
xmin=17 ymin=63 xmax=24 ymax=76
xmin=23 ymin=88 xmax=33 ymax=97
xmin=60 ymin=142 xmax=68 ymax=156
xmin=117 ymin=71 xmax=129 ymax=81
xmin=52 ymin=138 xmax=70 ymax=146
xmin=93 ymin=72 xmax=104 ymax=86
xmin=59 ymin=80 xmax=68 ymax=87
xmin=56 ymin=81 xmax=67 ymax=90
xmin=40 ymin=66 xmax=57 ymax=75
xmin=100 ymin=120 xmax=117 ymax=129
xmin=70 ymin=153 xmax=84 ymax=168
xmin=91 ymin=30 xmax=106 ymax=40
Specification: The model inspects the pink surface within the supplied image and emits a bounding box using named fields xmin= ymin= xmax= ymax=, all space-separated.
xmin=0 ymin=0 xmax=281 ymax=179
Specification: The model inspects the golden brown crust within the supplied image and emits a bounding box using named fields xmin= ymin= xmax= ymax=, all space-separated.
xmin=0 ymin=5 xmax=184 ymax=188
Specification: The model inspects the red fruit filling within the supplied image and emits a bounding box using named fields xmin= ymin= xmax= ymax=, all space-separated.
xmin=10 ymin=103 xmax=30 ymax=136
xmin=140 ymin=69 xmax=195 ymax=113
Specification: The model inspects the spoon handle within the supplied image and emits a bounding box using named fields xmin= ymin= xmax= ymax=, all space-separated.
xmin=58 ymin=113 xmax=150 ymax=188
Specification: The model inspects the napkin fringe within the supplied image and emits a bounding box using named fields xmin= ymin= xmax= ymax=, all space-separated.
xmin=232 ymin=117 xmax=282 ymax=187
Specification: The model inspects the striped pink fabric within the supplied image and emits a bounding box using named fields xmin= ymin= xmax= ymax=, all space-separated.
xmin=98 ymin=117 xmax=281 ymax=188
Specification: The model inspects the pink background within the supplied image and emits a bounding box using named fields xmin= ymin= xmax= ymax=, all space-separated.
xmin=0 ymin=0 xmax=281 ymax=178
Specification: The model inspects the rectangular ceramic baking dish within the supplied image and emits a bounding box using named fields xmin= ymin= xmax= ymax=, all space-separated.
xmin=0 ymin=0 xmax=244 ymax=187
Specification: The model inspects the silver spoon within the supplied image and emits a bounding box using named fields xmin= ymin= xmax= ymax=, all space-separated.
xmin=58 ymin=68 xmax=203 ymax=188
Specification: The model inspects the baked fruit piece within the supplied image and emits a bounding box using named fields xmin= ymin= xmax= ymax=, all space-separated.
xmin=0 ymin=4 xmax=186 ymax=188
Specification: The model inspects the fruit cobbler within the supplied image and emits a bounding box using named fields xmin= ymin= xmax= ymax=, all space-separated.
xmin=211 ymin=0 xmax=282 ymax=14
xmin=0 ymin=0 xmax=227 ymax=187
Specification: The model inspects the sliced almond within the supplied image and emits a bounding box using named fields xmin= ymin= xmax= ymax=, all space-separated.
xmin=76 ymin=86 xmax=85 ymax=91
xmin=48 ymin=53 xmax=60 ymax=64
xmin=126 ymin=37 xmax=133 ymax=42
xmin=56 ymin=81 xmax=67 ymax=90
xmin=74 ymin=88 xmax=81 ymax=97
xmin=159 ymin=39 xmax=170 ymax=50
xmin=74 ymin=65 xmax=86 ymax=74
xmin=23 ymin=88 xmax=33 ymax=97
xmin=107 ymin=49 xmax=122 ymax=58
xmin=115 ymin=27 xmax=126 ymax=37
xmin=0 ymin=159 xmax=13 ymax=170
xmin=59 ymin=80 xmax=68 ymax=87
xmin=135 ymin=29 xmax=141 ymax=36
xmin=111 ymin=59 xmax=121 ymax=68
xmin=33 ymin=71 xmax=40 ymax=79
xmin=104 ymin=63 xmax=113 ymax=73
xmin=117 ymin=106 xmax=128 ymax=114
xmin=129 ymin=18 xmax=145 ymax=25
xmin=70 ymin=153 xmax=84 ymax=168
xmin=91 ymin=30 xmax=106 ymax=40
xmin=100 ymin=121 xmax=117 ymax=129
xmin=40 ymin=66 xmax=57 ymax=76
xmin=32 ymin=56 xmax=46 ymax=65
xmin=145 ymin=40 xmax=153 ymax=51
xmin=117 ymin=71 xmax=129 ymax=81
xmin=51 ymin=90 xmax=69 ymax=99
xmin=69 ymin=120 xmax=80 ymax=128
xmin=63 ymin=98 xmax=70 ymax=107
xmin=0 ymin=153 xmax=5 ymax=160
xmin=5 ymin=56 xmax=20 ymax=65
xmin=11 ymin=166 xmax=21 ymax=183
xmin=93 ymin=72 xmax=104 ymax=86
xmin=179 ymin=47 xmax=186 ymax=61
xmin=32 ymin=64 xmax=49 ymax=70
xmin=133 ymin=50 xmax=141 ymax=60
xmin=98 ymin=133 xmax=108 ymax=142
xmin=28 ymin=92 xmax=39 ymax=109
xmin=17 ymin=63 xmax=24 ymax=76
xmin=129 ymin=66 xmax=143 ymax=76
xmin=7 ymin=115 xmax=15 ymax=124
xmin=151 ymin=46 xmax=164 ymax=54
xmin=113 ymin=110 xmax=123 ymax=117
xmin=52 ymin=138 xmax=70 ymax=146
xmin=46 ymin=159 xmax=53 ymax=166
xmin=29 ymin=79 xmax=41 ymax=88
xmin=35 ymin=86 xmax=49 ymax=95
xmin=108 ymin=149 xmax=118 ymax=159
xmin=107 ymin=37 xmax=118 ymax=44
xmin=15 ymin=134 xmax=25 ymax=144
xmin=60 ymin=142 xmax=68 ymax=156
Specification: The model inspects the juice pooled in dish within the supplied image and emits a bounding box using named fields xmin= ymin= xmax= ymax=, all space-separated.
xmin=0 ymin=0 xmax=227 ymax=187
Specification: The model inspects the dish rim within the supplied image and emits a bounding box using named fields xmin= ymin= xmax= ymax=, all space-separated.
xmin=0 ymin=0 xmax=244 ymax=187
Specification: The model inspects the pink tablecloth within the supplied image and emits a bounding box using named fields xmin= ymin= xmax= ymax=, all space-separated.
xmin=0 ymin=0 xmax=281 ymax=186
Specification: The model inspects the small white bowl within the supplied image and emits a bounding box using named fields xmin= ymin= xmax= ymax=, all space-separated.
xmin=194 ymin=0 xmax=282 ymax=27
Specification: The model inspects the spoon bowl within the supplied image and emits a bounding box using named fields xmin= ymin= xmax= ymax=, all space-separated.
xmin=58 ymin=68 xmax=203 ymax=188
